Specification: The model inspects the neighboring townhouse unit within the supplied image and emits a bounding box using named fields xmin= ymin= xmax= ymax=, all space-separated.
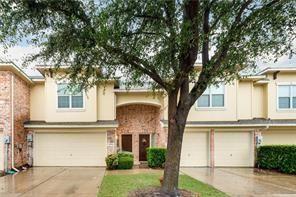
xmin=0 ymin=63 xmax=31 ymax=172
xmin=0 ymin=62 xmax=296 ymax=172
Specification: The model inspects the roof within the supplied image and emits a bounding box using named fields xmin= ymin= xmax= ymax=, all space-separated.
xmin=161 ymin=119 xmax=296 ymax=128
xmin=257 ymin=66 xmax=296 ymax=75
xmin=24 ymin=120 xmax=118 ymax=129
xmin=0 ymin=62 xmax=33 ymax=84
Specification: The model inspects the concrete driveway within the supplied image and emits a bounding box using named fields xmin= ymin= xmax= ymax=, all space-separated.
xmin=181 ymin=168 xmax=296 ymax=196
xmin=0 ymin=167 xmax=105 ymax=197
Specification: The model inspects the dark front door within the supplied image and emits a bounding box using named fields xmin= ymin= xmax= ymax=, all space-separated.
xmin=139 ymin=134 xmax=150 ymax=161
xmin=122 ymin=134 xmax=132 ymax=152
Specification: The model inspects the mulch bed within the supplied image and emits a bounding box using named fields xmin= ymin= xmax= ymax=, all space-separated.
xmin=128 ymin=187 xmax=199 ymax=197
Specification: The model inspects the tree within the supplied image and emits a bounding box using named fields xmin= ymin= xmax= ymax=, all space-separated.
xmin=0 ymin=0 xmax=295 ymax=195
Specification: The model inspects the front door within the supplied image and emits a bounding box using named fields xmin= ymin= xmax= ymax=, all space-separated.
xmin=122 ymin=134 xmax=132 ymax=152
xmin=139 ymin=134 xmax=150 ymax=161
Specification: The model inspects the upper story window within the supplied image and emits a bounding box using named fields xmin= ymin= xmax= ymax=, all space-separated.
xmin=197 ymin=84 xmax=225 ymax=108
xmin=57 ymin=83 xmax=84 ymax=109
xmin=278 ymin=85 xmax=296 ymax=109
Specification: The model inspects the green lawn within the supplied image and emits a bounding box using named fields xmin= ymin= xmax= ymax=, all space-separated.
xmin=98 ymin=172 xmax=227 ymax=197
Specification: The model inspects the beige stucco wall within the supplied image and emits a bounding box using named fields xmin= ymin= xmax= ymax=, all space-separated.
xmin=187 ymin=82 xmax=237 ymax=121
xmin=237 ymin=81 xmax=252 ymax=119
xmin=44 ymin=76 xmax=97 ymax=122
xmin=116 ymin=92 xmax=164 ymax=108
xmin=163 ymin=82 xmax=238 ymax=121
xmin=262 ymin=128 xmax=296 ymax=145
xmin=97 ymin=83 xmax=115 ymax=120
xmin=30 ymin=84 xmax=45 ymax=120
xmin=252 ymin=85 xmax=266 ymax=118
xmin=266 ymin=73 xmax=296 ymax=119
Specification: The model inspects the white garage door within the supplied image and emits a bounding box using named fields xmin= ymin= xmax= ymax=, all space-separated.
xmin=262 ymin=131 xmax=296 ymax=145
xmin=181 ymin=132 xmax=208 ymax=167
xmin=215 ymin=132 xmax=253 ymax=167
xmin=34 ymin=132 xmax=106 ymax=166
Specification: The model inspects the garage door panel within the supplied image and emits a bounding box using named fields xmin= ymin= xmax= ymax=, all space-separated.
xmin=215 ymin=132 xmax=253 ymax=167
xmin=34 ymin=132 xmax=106 ymax=166
xmin=263 ymin=131 xmax=296 ymax=145
xmin=181 ymin=132 xmax=208 ymax=167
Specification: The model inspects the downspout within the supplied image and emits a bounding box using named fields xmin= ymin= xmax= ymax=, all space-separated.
xmin=11 ymin=74 xmax=19 ymax=173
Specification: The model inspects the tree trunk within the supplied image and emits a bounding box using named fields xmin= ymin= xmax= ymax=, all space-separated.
xmin=162 ymin=92 xmax=189 ymax=195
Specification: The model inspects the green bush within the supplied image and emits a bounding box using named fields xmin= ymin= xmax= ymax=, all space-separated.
xmin=147 ymin=148 xmax=166 ymax=168
xmin=105 ymin=152 xmax=134 ymax=170
xmin=118 ymin=156 xmax=134 ymax=169
xmin=257 ymin=145 xmax=296 ymax=174
xmin=105 ymin=154 xmax=118 ymax=170
xmin=118 ymin=151 xmax=134 ymax=159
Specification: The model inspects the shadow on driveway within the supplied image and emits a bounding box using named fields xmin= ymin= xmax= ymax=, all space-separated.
xmin=0 ymin=167 xmax=105 ymax=197
xmin=181 ymin=168 xmax=296 ymax=196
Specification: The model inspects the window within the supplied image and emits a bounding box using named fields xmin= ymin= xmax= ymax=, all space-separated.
xmin=278 ymin=85 xmax=296 ymax=109
xmin=57 ymin=83 xmax=84 ymax=109
xmin=197 ymin=84 xmax=225 ymax=108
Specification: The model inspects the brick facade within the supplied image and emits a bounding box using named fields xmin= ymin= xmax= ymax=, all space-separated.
xmin=0 ymin=71 xmax=30 ymax=170
xmin=116 ymin=104 xmax=167 ymax=163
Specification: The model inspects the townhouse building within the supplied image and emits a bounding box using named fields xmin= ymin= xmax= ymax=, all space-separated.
xmin=0 ymin=62 xmax=296 ymax=171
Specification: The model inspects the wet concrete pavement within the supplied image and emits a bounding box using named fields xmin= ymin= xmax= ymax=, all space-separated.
xmin=0 ymin=167 xmax=105 ymax=197
xmin=181 ymin=168 xmax=296 ymax=197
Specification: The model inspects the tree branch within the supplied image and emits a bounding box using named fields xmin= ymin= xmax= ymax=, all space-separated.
xmin=103 ymin=45 xmax=168 ymax=90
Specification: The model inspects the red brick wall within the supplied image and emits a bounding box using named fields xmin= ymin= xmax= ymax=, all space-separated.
xmin=0 ymin=71 xmax=12 ymax=169
xmin=0 ymin=71 xmax=30 ymax=169
xmin=13 ymin=74 xmax=30 ymax=167
xmin=116 ymin=104 xmax=167 ymax=163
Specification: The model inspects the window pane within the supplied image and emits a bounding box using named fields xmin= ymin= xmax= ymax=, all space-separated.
xmin=279 ymin=97 xmax=290 ymax=109
xmin=212 ymin=94 xmax=224 ymax=107
xmin=292 ymin=86 xmax=296 ymax=97
xmin=211 ymin=84 xmax=224 ymax=94
xmin=71 ymin=86 xmax=83 ymax=96
xmin=71 ymin=96 xmax=83 ymax=108
xmin=58 ymin=96 xmax=70 ymax=108
xmin=278 ymin=86 xmax=290 ymax=97
xmin=57 ymin=84 xmax=70 ymax=95
xmin=293 ymin=97 xmax=296 ymax=108
xmin=198 ymin=95 xmax=210 ymax=107
xmin=203 ymin=88 xmax=210 ymax=94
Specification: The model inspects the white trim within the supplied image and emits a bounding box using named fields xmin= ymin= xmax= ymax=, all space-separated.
xmin=163 ymin=123 xmax=296 ymax=128
xmin=24 ymin=124 xmax=118 ymax=129
xmin=257 ymin=67 xmax=296 ymax=75
xmin=55 ymin=83 xmax=86 ymax=111
xmin=116 ymin=101 xmax=162 ymax=107
xmin=276 ymin=83 xmax=296 ymax=111
xmin=196 ymin=83 xmax=226 ymax=110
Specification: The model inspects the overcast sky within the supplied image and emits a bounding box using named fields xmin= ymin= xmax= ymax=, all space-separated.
xmin=0 ymin=44 xmax=295 ymax=77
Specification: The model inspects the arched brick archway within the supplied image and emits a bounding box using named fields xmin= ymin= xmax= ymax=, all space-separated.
xmin=116 ymin=104 xmax=166 ymax=164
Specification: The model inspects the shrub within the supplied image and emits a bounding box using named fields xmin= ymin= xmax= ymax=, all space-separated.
xmin=105 ymin=151 xmax=134 ymax=170
xmin=147 ymin=148 xmax=166 ymax=168
xmin=118 ymin=151 xmax=134 ymax=159
xmin=118 ymin=156 xmax=134 ymax=169
xmin=105 ymin=154 xmax=118 ymax=170
xmin=257 ymin=145 xmax=296 ymax=174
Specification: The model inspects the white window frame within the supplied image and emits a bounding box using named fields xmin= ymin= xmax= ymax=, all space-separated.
xmin=56 ymin=83 xmax=85 ymax=111
xmin=196 ymin=84 xmax=226 ymax=110
xmin=277 ymin=82 xmax=296 ymax=111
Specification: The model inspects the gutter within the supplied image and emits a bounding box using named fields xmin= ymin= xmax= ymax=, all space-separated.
xmin=161 ymin=122 xmax=296 ymax=128
xmin=23 ymin=124 xmax=119 ymax=129
xmin=11 ymin=74 xmax=19 ymax=173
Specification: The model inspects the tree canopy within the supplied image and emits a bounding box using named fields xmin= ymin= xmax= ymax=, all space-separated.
xmin=0 ymin=0 xmax=295 ymax=194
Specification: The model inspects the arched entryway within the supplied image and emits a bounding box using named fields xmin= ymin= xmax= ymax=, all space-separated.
xmin=116 ymin=104 xmax=166 ymax=164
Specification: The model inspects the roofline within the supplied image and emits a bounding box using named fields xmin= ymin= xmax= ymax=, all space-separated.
xmin=257 ymin=67 xmax=296 ymax=75
xmin=0 ymin=62 xmax=34 ymax=84
xmin=24 ymin=123 xmax=118 ymax=129
xmin=162 ymin=123 xmax=296 ymax=128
